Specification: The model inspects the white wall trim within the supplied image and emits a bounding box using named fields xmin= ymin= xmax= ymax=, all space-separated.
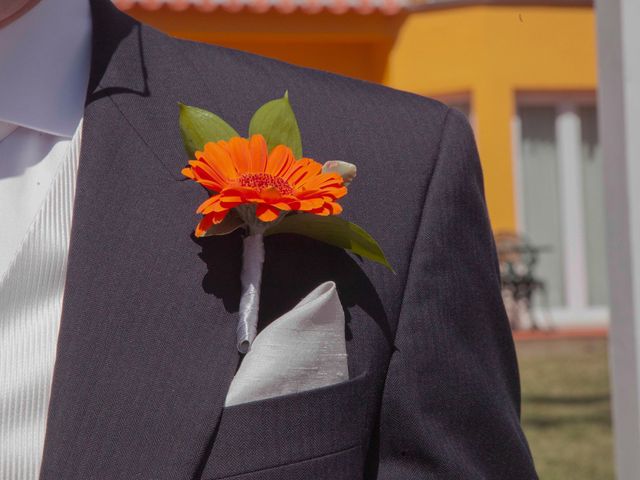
xmin=533 ymin=307 xmax=610 ymax=328
xmin=516 ymin=90 xmax=596 ymax=106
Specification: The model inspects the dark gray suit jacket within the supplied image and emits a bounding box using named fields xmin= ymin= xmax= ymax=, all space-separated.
xmin=39 ymin=1 xmax=538 ymax=478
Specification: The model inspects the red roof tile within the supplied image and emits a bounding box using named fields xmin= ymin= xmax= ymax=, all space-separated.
xmin=113 ymin=0 xmax=410 ymax=15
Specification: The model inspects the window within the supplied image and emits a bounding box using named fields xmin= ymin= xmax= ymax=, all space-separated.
xmin=514 ymin=95 xmax=608 ymax=323
xmin=580 ymin=106 xmax=609 ymax=306
xmin=518 ymin=106 xmax=565 ymax=307
xmin=434 ymin=92 xmax=473 ymax=128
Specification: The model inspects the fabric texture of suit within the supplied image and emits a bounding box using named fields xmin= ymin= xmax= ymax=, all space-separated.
xmin=39 ymin=1 xmax=538 ymax=478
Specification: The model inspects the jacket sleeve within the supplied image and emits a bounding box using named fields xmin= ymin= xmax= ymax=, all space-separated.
xmin=375 ymin=108 xmax=538 ymax=479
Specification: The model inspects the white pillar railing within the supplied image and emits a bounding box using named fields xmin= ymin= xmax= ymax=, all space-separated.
xmin=595 ymin=0 xmax=640 ymax=477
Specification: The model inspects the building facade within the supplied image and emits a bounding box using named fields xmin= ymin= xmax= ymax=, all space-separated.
xmin=114 ymin=0 xmax=603 ymax=327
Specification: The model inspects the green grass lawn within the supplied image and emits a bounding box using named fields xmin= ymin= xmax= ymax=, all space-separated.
xmin=516 ymin=337 xmax=614 ymax=480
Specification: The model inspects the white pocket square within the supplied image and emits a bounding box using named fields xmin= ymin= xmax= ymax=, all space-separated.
xmin=224 ymin=281 xmax=348 ymax=407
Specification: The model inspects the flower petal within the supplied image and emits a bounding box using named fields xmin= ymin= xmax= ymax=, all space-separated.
xmin=181 ymin=166 xmax=196 ymax=180
xmin=203 ymin=141 xmax=238 ymax=180
xmin=296 ymin=197 xmax=325 ymax=210
xmin=249 ymin=134 xmax=268 ymax=173
xmin=261 ymin=186 xmax=283 ymax=200
xmin=224 ymin=137 xmax=253 ymax=173
xmin=288 ymin=159 xmax=323 ymax=188
xmin=196 ymin=194 xmax=222 ymax=214
xmin=195 ymin=214 xmax=215 ymax=237
xmin=300 ymin=172 xmax=343 ymax=191
xmin=195 ymin=210 xmax=230 ymax=236
xmin=222 ymin=187 xmax=264 ymax=202
xmin=256 ymin=204 xmax=280 ymax=222
xmin=327 ymin=202 xmax=343 ymax=215
xmin=269 ymin=202 xmax=292 ymax=211
xmin=191 ymin=160 xmax=228 ymax=191
xmin=265 ymin=144 xmax=296 ymax=177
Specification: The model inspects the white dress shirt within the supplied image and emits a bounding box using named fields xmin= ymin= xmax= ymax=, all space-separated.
xmin=0 ymin=0 xmax=91 ymax=277
xmin=0 ymin=0 xmax=91 ymax=478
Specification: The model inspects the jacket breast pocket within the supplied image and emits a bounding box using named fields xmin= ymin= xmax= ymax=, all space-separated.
xmin=201 ymin=372 xmax=370 ymax=480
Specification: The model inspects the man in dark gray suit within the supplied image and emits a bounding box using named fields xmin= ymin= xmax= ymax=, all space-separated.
xmin=2 ymin=0 xmax=538 ymax=478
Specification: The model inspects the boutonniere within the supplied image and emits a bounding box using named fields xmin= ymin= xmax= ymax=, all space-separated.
xmin=179 ymin=92 xmax=392 ymax=353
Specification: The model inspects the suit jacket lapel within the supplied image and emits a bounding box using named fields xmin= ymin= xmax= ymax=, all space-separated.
xmin=40 ymin=2 xmax=241 ymax=478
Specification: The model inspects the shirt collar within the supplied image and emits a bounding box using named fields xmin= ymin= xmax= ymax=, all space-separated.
xmin=0 ymin=0 xmax=92 ymax=138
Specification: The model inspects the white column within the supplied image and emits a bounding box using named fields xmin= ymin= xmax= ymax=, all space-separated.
xmin=556 ymin=104 xmax=588 ymax=313
xmin=595 ymin=0 xmax=640 ymax=478
xmin=511 ymin=112 xmax=525 ymax=233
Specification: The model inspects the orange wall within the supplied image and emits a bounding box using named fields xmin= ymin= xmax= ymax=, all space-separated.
xmin=387 ymin=5 xmax=598 ymax=232
xmin=124 ymin=7 xmax=405 ymax=82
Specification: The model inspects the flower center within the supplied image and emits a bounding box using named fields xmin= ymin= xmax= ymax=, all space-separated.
xmin=238 ymin=173 xmax=295 ymax=196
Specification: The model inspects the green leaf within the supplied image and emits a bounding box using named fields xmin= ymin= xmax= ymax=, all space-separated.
xmin=248 ymin=91 xmax=303 ymax=159
xmin=265 ymin=214 xmax=394 ymax=272
xmin=179 ymin=103 xmax=239 ymax=158
xmin=200 ymin=209 xmax=245 ymax=237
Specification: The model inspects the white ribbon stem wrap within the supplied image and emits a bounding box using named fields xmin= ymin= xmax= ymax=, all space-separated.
xmin=237 ymin=232 xmax=265 ymax=353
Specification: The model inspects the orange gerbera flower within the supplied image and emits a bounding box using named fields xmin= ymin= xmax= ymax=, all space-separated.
xmin=182 ymin=134 xmax=347 ymax=237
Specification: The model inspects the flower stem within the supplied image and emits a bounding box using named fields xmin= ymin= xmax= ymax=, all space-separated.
xmin=237 ymin=231 xmax=265 ymax=353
